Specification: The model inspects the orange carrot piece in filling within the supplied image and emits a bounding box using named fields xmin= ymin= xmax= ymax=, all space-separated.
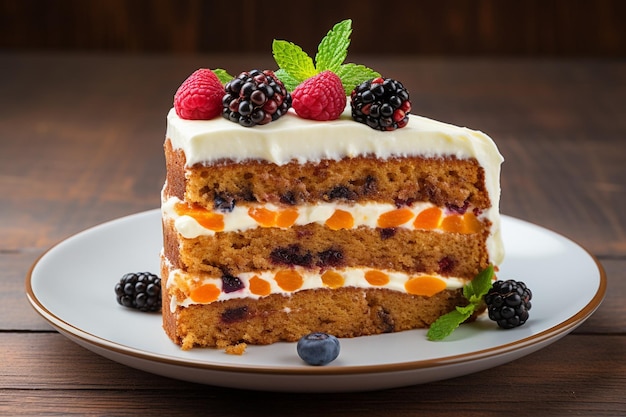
xmin=325 ymin=209 xmax=354 ymax=230
xmin=405 ymin=276 xmax=447 ymax=297
xmin=413 ymin=206 xmax=442 ymax=229
xmin=274 ymin=270 xmax=303 ymax=292
xmin=276 ymin=208 xmax=299 ymax=228
xmin=377 ymin=208 xmax=414 ymax=228
xmin=440 ymin=214 xmax=464 ymax=233
xmin=190 ymin=283 xmax=221 ymax=303
xmin=462 ymin=212 xmax=482 ymax=234
xmin=321 ymin=271 xmax=344 ymax=289
xmin=441 ymin=212 xmax=482 ymax=234
xmin=174 ymin=202 xmax=224 ymax=231
xmin=364 ymin=270 xmax=390 ymax=286
xmin=194 ymin=212 xmax=224 ymax=231
xmin=248 ymin=207 xmax=277 ymax=227
xmin=249 ymin=275 xmax=271 ymax=296
xmin=174 ymin=201 xmax=192 ymax=215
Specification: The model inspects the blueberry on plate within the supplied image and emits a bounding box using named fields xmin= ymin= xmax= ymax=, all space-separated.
xmin=297 ymin=332 xmax=340 ymax=366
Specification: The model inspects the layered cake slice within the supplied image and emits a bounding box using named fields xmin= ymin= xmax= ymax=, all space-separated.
xmin=160 ymin=20 xmax=504 ymax=350
xmin=161 ymin=105 xmax=503 ymax=350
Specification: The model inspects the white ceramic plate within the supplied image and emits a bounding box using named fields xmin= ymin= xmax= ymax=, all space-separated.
xmin=26 ymin=210 xmax=606 ymax=392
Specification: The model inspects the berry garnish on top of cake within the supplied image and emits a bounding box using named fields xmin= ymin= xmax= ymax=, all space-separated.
xmin=173 ymin=69 xmax=224 ymax=120
xmin=291 ymin=70 xmax=346 ymax=121
xmin=172 ymin=19 xmax=413 ymax=130
xmin=351 ymin=77 xmax=411 ymax=131
xmin=222 ymin=69 xmax=292 ymax=127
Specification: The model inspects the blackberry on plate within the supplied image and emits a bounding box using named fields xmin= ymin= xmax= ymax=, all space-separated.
xmin=114 ymin=272 xmax=161 ymax=312
xmin=222 ymin=69 xmax=292 ymax=127
xmin=350 ymin=77 xmax=411 ymax=131
xmin=484 ymin=279 xmax=532 ymax=329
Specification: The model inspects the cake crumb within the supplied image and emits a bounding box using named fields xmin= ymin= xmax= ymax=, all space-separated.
xmin=217 ymin=340 xmax=247 ymax=355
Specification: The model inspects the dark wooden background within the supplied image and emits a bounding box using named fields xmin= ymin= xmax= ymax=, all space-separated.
xmin=1 ymin=0 xmax=625 ymax=56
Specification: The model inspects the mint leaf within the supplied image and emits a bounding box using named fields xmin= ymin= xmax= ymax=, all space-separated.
xmin=273 ymin=20 xmax=380 ymax=94
xmin=427 ymin=265 xmax=495 ymax=341
xmin=427 ymin=308 xmax=473 ymax=341
xmin=336 ymin=63 xmax=381 ymax=95
xmin=274 ymin=69 xmax=301 ymax=92
xmin=455 ymin=303 xmax=476 ymax=316
xmin=463 ymin=265 xmax=494 ymax=304
xmin=212 ymin=68 xmax=234 ymax=85
xmin=315 ymin=19 xmax=352 ymax=73
xmin=272 ymin=40 xmax=317 ymax=83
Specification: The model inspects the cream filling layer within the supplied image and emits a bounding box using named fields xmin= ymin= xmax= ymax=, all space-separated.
xmin=164 ymin=263 xmax=466 ymax=312
xmin=162 ymin=195 xmax=488 ymax=236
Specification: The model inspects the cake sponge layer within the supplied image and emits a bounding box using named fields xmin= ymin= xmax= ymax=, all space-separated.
xmin=164 ymin=139 xmax=490 ymax=209
xmin=162 ymin=219 xmax=490 ymax=279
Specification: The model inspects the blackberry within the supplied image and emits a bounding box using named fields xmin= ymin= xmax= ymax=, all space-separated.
xmin=222 ymin=69 xmax=292 ymax=127
xmin=484 ymin=280 xmax=532 ymax=329
xmin=350 ymin=77 xmax=411 ymax=131
xmin=114 ymin=272 xmax=161 ymax=312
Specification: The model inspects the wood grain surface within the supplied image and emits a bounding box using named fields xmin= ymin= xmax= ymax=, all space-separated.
xmin=2 ymin=0 xmax=626 ymax=57
xmin=1 ymin=53 xmax=624 ymax=416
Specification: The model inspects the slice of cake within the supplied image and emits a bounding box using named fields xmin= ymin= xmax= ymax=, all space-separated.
xmin=160 ymin=20 xmax=504 ymax=350
xmin=161 ymin=105 xmax=503 ymax=350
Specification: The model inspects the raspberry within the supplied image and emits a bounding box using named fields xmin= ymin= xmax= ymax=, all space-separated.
xmin=174 ymin=69 xmax=224 ymax=120
xmin=114 ymin=272 xmax=161 ymax=312
xmin=351 ymin=77 xmax=411 ymax=131
xmin=484 ymin=280 xmax=532 ymax=329
xmin=222 ymin=69 xmax=291 ymax=127
xmin=292 ymin=71 xmax=346 ymax=121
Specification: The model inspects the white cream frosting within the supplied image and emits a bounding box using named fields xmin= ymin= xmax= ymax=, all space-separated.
xmin=164 ymin=106 xmax=505 ymax=264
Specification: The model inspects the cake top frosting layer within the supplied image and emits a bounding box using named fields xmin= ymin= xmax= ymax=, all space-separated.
xmin=166 ymin=106 xmax=503 ymax=167
xmin=165 ymin=105 xmax=505 ymax=265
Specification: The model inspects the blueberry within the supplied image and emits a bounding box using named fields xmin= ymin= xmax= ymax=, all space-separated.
xmin=297 ymin=332 xmax=340 ymax=366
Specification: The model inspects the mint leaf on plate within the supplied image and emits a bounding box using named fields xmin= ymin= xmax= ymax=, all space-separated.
xmin=427 ymin=308 xmax=474 ymax=341
xmin=464 ymin=264 xmax=494 ymax=304
xmin=426 ymin=265 xmax=495 ymax=341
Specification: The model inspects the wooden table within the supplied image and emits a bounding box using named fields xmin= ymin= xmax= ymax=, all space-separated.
xmin=1 ymin=53 xmax=624 ymax=416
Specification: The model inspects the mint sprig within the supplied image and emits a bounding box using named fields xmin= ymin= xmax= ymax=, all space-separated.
xmin=272 ymin=19 xmax=379 ymax=94
xmin=427 ymin=265 xmax=495 ymax=341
